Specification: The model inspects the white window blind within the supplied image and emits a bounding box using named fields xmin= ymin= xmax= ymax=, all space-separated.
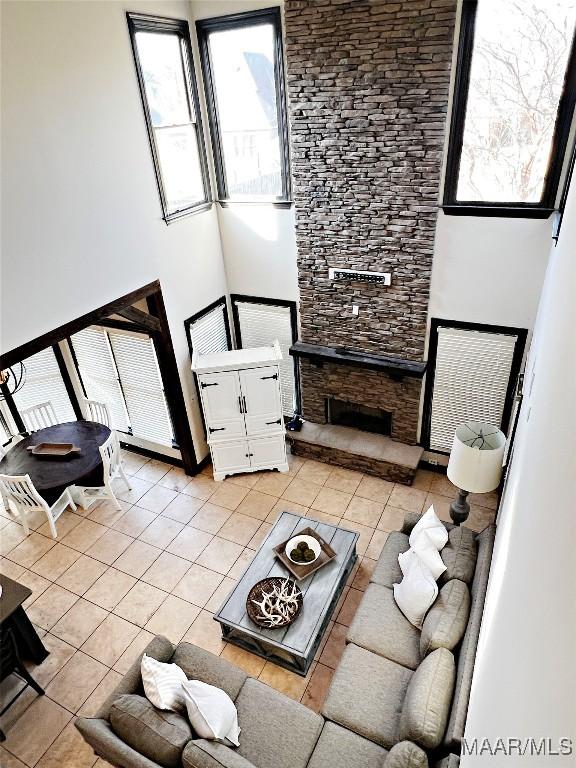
xmin=71 ymin=327 xmax=130 ymax=432
xmin=189 ymin=303 xmax=229 ymax=355
xmin=429 ymin=327 xmax=518 ymax=452
xmin=236 ymin=301 xmax=295 ymax=416
xmin=12 ymin=348 xmax=75 ymax=424
xmin=108 ymin=330 xmax=174 ymax=447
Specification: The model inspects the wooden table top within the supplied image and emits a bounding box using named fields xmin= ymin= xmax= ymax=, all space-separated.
xmin=0 ymin=573 xmax=32 ymax=623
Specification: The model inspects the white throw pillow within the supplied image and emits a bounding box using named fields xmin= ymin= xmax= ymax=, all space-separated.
xmin=141 ymin=654 xmax=187 ymax=712
xmin=399 ymin=530 xmax=447 ymax=581
xmin=181 ymin=679 xmax=241 ymax=747
xmin=409 ymin=505 xmax=448 ymax=551
xmin=393 ymin=555 xmax=439 ymax=629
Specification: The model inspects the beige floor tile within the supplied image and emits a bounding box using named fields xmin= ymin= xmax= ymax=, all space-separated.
xmin=204 ymin=576 xmax=236 ymax=612
xmin=121 ymin=452 xmax=149 ymax=475
xmin=338 ymin=519 xmax=374 ymax=556
xmin=336 ymin=587 xmax=363 ymax=626
xmin=286 ymin=454 xmax=305 ymax=474
xmin=187 ymin=503 xmax=232 ymax=534
xmin=424 ymin=492 xmax=452 ymax=522
xmin=324 ymin=467 xmax=363 ymax=494
xmin=135 ymin=460 xmax=171 ymax=483
xmin=37 ymin=510 xmax=84 ymax=539
xmin=167 ymin=526 xmax=214 ymax=561
xmin=196 ymin=537 xmax=243 ymax=575
xmin=267 ymin=499 xmax=309 ymax=522
xmin=281 ymin=478 xmax=322 ymax=507
xmin=145 ymin=594 xmax=201 ymax=643
xmin=306 ymin=509 xmax=342 ymax=527
xmin=112 ymin=506 xmax=157 ymax=537
xmin=172 ymin=563 xmax=224 ymax=607
xmin=248 ymin=522 xmax=272 ymax=550
xmin=113 ymin=581 xmax=167 ymax=627
xmin=252 ymin=472 xmax=292 ymax=497
xmin=227 ymin=548 xmax=255 ymax=580
xmin=141 ymin=551 xmax=191 ymax=592
xmin=46 ymin=650 xmax=108 ymax=712
xmin=61 ymin=519 xmax=108 ymax=553
xmin=468 ymin=489 xmax=499 ymax=510
xmin=136 ymin=485 xmax=178 ymax=515
xmin=26 ymin=584 xmax=79 ymax=630
xmin=235 ymin=490 xmax=277 ymax=521
xmin=182 ymin=610 xmax=225 ymax=655
xmin=0 ymin=521 xmax=28 ymax=556
xmin=0 ymin=557 xmax=26 ymax=580
xmin=36 ymin=720 xmax=97 ymax=768
xmin=113 ymin=540 xmax=161 ymax=578
xmin=366 ymin=529 xmax=389 ymax=560
xmin=76 ymin=669 xmax=123 ymax=718
xmin=56 ymin=554 xmax=108 ymax=596
xmin=51 ymin=597 xmax=108 ymax=648
xmin=209 ymin=483 xmax=249 ymax=511
xmin=161 ymin=493 xmax=204 ymax=524
xmin=6 ymin=532 xmax=55 ymax=568
xmin=311 ymin=486 xmax=353 ymax=516
xmin=377 ymin=504 xmax=406 ymax=532
xmin=355 ymin=475 xmax=395 ymax=503
xmin=318 ymin=622 xmax=347 ymax=669
xmin=16 ymin=569 xmax=51 ymax=606
xmin=112 ymin=629 xmax=155 ymax=675
xmin=181 ymin=476 xmax=219 ymax=501
xmin=388 ymin=485 xmax=427 ymax=513
xmin=343 ymin=496 xmax=384 ymax=527
xmin=429 ymin=473 xmax=456 ymax=498
xmin=81 ymin=613 xmax=141 ymax=667
xmin=157 ymin=467 xmax=190 ymax=492
xmin=115 ymin=476 xmax=154 ymax=505
xmin=296 ymin=459 xmax=332 ymax=485
xmin=84 ymin=567 xmax=137 ymax=611
xmin=223 ymin=472 xmax=260 ymax=489
xmin=258 ymin=661 xmax=310 ymax=701
xmin=138 ymin=515 xmax=184 ymax=549
xmin=1 ymin=695 xmax=72 ymax=766
xmin=85 ymin=528 xmax=134 ymax=565
xmin=217 ymin=513 xmax=262 ymax=546
xmin=412 ymin=469 xmax=436 ymax=492
xmin=221 ymin=644 xmax=266 ymax=677
xmin=301 ymin=663 xmax=334 ymax=713
xmin=30 ymin=543 xmax=80 ymax=581
xmin=0 ymin=744 xmax=29 ymax=768
xmin=351 ymin=557 xmax=376 ymax=591
xmin=25 ymin=632 xmax=76 ymax=687
xmin=466 ymin=505 xmax=496 ymax=532
xmin=87 ymin=499 xmax=131 ymax=527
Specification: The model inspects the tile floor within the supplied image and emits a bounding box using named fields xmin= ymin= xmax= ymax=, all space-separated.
xmin=0 ymin=451 xmax=497 ymax=767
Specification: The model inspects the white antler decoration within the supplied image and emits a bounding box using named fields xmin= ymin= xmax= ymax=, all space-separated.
xmin=251 ymin=580 xmax=300 ymax=627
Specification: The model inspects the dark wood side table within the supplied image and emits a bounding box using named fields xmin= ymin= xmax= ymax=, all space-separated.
xmin=0 ymin=573 xmax=49 ymax=664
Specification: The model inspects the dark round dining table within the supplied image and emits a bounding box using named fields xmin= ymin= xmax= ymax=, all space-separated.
xmin=0 ymin=421 xmax=111 ymax=504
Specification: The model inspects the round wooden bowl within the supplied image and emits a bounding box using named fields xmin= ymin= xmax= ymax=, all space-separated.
xmin=246 ymin=577 xmax=303 ymax=629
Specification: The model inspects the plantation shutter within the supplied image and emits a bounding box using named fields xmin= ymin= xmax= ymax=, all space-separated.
xmin=235 ymin=301 xmax=295 ymax=416
xmin=12 ymin=347 xmax=75 ymax=424
xmin=429 ymin=327 xmax=518 ymax=452
xmin=108 ymin=330 xmax=174 ymax=447
xmin=189 ymin=303 xmax=230 ymax=355
xmin=70 ymin=327 xmax=130 ymax=432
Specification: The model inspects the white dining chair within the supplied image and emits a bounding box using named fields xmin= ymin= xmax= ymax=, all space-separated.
xmin=21 ymin=402 xmax=58 ymax=432
xmin=0 ymin=474 xmax=76 ymax=538
xmin=75 ymin=432 xmax=132 ymax=511
xmin=82 ymin=398 xmax=112 ymax=428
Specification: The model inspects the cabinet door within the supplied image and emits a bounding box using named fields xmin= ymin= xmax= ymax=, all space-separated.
xmin=198 ymin=372 xmax=246 ymax=440
xmin=248 ymin=435 xmax=288 ymax=471
xmin=239 ymin=366 xmax=283 ymax=437
xmin=210 ymin=440 xmax=251 ymax=479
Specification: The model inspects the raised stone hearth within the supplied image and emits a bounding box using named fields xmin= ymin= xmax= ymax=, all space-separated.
xmin=287 ymin=422 xmax=423 ymax=485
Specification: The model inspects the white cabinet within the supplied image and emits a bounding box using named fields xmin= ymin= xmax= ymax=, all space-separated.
xmin=192 ymin=342 xmax=289 ymax=481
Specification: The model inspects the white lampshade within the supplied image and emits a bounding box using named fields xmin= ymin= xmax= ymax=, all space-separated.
xmin=447 ymin=421 xmax=506 ymax=494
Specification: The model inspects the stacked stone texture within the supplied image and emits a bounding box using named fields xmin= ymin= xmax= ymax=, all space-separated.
xmin=284 ymin=0 xmax=456 ymax=360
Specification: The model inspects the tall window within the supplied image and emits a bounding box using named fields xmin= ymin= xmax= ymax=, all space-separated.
xmin=12 ymin=348 xmax=76 ymax=424
xmin=197 ymin=8 xmax=291 ymax=203
xmin=128 ymin=13 xmax=211 ymax=221
xmin=444 ymin=0 xmax=576 ymax=215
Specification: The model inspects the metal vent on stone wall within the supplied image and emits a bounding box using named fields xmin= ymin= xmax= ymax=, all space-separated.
xmin=328 ymin=268 xmax=391 ymax=285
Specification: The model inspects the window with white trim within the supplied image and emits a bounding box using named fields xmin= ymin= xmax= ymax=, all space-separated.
xmin=12 ymin=347 xmax=76 ymax=424
xmin=186 ymin=300 xmax=231 ymax=356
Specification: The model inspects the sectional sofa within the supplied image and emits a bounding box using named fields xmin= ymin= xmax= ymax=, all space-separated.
xmin=76 ymin=512 xmax=495 ymax=768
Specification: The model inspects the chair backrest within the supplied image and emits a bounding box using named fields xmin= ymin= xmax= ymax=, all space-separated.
xmin=0 ymin=445 xmax=5 ymax=461
xmin=83 ymin=398 xmax=112 ymax=428
xmin=99 ymin=432 xmax=121 ymax=480
xmin=0 ymin=474 xmax=45 ymax=513
xmin=21 ymin=402 xmax=58 ymax=432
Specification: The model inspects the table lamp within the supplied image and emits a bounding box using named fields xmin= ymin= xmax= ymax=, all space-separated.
xmin=447 ymin=421 xmax=506 ymax=524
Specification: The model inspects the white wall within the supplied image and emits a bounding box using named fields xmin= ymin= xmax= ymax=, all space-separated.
xmin=0 ymin=0 xmax=229 ymax=460
xmin=462 ymin=179 xmax=576 ymax=763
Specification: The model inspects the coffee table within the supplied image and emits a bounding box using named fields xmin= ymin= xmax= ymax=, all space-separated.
xmin=214 ymin=512 xmax=359 ymax=676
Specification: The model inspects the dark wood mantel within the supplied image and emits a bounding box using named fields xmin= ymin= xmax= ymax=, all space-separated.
xmin=289 ymin=341 xmax=427 ymax=379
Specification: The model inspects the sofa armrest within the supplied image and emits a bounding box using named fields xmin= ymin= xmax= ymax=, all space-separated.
xmin=75 ymin=717 xmax=162 ymax=768
xmin=182 ymin=740 xmax=257 ymax=768
xmin=95 ymin=634 xmax=174 ymax=720
xmin=384 ymin=741 xmax=428 ymax=768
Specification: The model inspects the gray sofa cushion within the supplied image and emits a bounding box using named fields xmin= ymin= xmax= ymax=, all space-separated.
xmin=420 ymin=580 xmax=470 ymax=657
xmin=386 ymin=741 xmax=429 ymax=768
xmin=234 ymin=678 xmax=323 ymax=768
xmin=109 ymin=694 xmax=192 ymax=768
xmin=347 ymin=582 xmax=421 ymax=670
xmin=323 ymin=643 xmax=413 ymax=749
xmin=435 ymin=756 xmax=459 ymax=768
xmin=399 ymin=648 xmax=456 ymax=750
xmin=440 ymin=527 xmax=477 ymax=585
xmin=307 ymin=722 xmax=389 ymax=768
xmin=182 ymin=739 xmax=257 ymax=768
xmin=370 ymin=531 xmax=410 ymax=588
xmin=76 ymin=717 xmax=165 ymax=768
xmin=172 ymin=642 xmax=247 ymax=701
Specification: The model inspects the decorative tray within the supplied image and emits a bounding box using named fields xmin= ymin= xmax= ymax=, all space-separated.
xmin=273 ymin=526 xmax=337 ymax=581
xmin=246 ymin=577 xmax=303 ymax=628
xmin=26 ymin=442 xmax=81 ymax=458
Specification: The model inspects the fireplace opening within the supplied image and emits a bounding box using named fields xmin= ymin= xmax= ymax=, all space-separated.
xmin=326 ymin=398 xmax=392 ymax=436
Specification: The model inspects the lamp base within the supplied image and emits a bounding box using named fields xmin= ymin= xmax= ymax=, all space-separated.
xmin=450 ymin=489 xmax=470 ymax=525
